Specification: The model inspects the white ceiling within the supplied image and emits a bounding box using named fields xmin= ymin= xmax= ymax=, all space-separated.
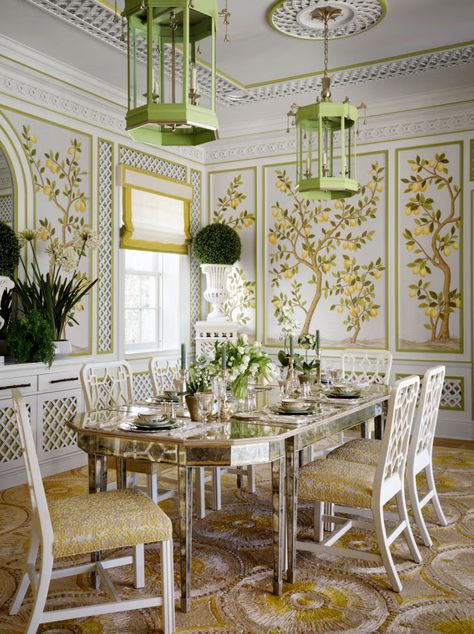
xmin=1 ymin=0 xmax=473 ymax=137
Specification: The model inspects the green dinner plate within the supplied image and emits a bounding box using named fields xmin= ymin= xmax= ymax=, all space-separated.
xmin=270 ymin=406 xmax=316 ymax=416
xmin=326 ymin=392 xmax=361 ymax=399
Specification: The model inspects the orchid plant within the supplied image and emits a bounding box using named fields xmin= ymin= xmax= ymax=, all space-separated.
xmin=15 ymin=226 xmax=99 ymax=341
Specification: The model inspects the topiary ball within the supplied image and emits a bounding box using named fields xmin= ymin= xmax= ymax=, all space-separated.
xmin=0 ymin=221 xmax=20 ymax=278
xmin=193 ymin=223 xmax=241 ymax=265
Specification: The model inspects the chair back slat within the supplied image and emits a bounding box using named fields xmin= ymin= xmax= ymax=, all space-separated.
xmin=341 ymin=348 xmax=392 ymax=385
xmin=376 ymin=376 xmax=419 ymax=489
xmin=80 ymin=361 xmax=134 ymax=412
xmin=11 ymin=389 xmax=54 ymax=551
xmin=149 ymin=358 xmax=179 ymax=397
xmin=410 ymin=365 xmax=445 ymax=462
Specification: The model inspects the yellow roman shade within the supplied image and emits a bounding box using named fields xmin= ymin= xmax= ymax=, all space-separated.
xmin=119 ymin=164 xmax=192 ymax=254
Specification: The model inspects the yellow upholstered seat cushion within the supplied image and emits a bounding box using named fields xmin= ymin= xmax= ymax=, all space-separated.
xmin=299 ymin=459 xmax=376 ymax=509
xmin=327 ymin=438 xmax=382 ymax=466
xmin=49 ymin=489 xmax=172 ymax=559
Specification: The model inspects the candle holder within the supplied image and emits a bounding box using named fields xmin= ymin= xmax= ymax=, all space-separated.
xmin=189 ymin=88 xmax=201 ymax=106
xmin=174 ymin=368 xmax=189 ymax=418
xmin=218 ymin=370 xmax=231 ymax=421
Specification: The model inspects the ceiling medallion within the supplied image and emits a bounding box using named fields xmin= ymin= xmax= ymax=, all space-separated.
xmin=269 ymin=0 xmax=386 ymax=40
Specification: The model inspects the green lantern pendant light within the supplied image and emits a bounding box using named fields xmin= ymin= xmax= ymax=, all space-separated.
xmin=124 ymin=0 xmax=219 ymax=146
xmin=288 ymin=6 xmax=359 ymax=201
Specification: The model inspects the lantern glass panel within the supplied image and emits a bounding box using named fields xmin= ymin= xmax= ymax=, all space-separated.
xmin=345 ymin=123 xmax=355 ymax=180
xmin=129 ymin=18 xmax=148 ymax=110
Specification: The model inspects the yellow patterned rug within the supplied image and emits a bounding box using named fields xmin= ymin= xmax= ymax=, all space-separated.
xmin=1 ymin=446 xmax=474 ymax=633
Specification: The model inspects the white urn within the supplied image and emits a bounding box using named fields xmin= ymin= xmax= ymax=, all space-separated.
xmin=0 ymin=275 xmax=14 ymax=331
xmin=201 ymin=264 xmax=233 ymax=322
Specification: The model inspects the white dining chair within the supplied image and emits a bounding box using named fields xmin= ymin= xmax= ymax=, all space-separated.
xmin=9 ymin=389 xmax=175 ymax=634
xmin=297 ymin=375 xmax=422 ymax=592
xmin=326 ymin=365 xmax=447 ymax=547
xmin=80 ymin=361 xmax=165 ymax=504
xmin=341 ymin=348 xmax=393 ymax=385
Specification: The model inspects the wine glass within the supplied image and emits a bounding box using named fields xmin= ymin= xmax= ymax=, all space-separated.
xmin=196 ymin=392 xmax=214 ymax=424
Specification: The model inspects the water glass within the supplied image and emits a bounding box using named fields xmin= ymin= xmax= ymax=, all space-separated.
xmin=278 ymin=378 xmax=288 ymax=398
xmin=196 ymin=392 xmax=214 ymax=424
xmin=244 ymin=389 xmax=257 ymax=412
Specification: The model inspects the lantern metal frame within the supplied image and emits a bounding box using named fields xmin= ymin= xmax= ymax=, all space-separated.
xmin=124 ymin=0 xmax=219 ymax=146
xmin=292 ymin=5 xmax=360 ymax=201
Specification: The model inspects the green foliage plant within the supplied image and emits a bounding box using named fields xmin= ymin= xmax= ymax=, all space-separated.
xmin=7 ymin=309 xmax=55 ymax=367
xmin=193 ymin=223 xmax=241 ymax=265
xmin=0 ymin=221 xmax=21 ymax=277
xmin=0 ymin=221 xmax=21 ymax=336
xmin=186 ymin=359 xmax=215 ymax=394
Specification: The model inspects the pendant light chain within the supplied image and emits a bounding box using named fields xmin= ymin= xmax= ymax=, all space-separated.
xmin=323 ymin=12 xmax=329 ymax=79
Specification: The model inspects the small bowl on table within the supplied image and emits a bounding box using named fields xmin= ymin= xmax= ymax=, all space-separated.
xmin=280 ymin=399 xmax=310 ymax=412
xmin=329 ymin=383 xmax=361 ymax=397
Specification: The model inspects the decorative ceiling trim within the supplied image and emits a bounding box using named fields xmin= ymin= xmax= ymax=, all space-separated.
xmin=268 ymin=0 xmax=386 ymax=41
xmin=24 ymin=0 xmax=474 ymax=107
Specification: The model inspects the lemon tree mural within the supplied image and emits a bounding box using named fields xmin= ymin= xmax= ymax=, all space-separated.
xmin=210 ymin=171 xmax=256 ymax=330
xmin=267 ymin=159 xmax=386 ymax=345
xmin=402 ymin=153 xmax=461 ymax=342
xmin=9 ymin=113 xmax=92 ymax=353
xmin=398 ymin=142 xmax=462 ymax=352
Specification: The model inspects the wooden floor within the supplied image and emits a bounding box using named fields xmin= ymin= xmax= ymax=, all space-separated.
xmin=434 ymin=437 xmax=474 ymax=449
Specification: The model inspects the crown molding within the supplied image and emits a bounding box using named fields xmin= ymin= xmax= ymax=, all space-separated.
xmin=203 ymin=99 xmax=474 ymax=163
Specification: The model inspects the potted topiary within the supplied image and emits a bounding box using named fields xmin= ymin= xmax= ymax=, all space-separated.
xmin=193 ymin=223 xmax=241 ymax=322
xmin=0 ymin=221 xmax=21 ymax=358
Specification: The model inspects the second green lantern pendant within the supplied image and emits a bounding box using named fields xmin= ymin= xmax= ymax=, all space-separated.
xmin=124 ymin=0 xmax=219 ymax=146
xmin=294 ymin=6 xmax=359 ymax=201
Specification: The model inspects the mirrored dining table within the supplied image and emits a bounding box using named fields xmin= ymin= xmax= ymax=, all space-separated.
xmin=67 ymin=384 xmax=390 ymax=612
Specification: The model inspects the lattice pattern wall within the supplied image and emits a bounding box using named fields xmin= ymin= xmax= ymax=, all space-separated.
xmin=0 ymin=403 xmax=30 ymax=464
xmin=133 ymin=372 xmax=154 ymax=401
xmin=41 ymin=396 xmax=77 ymax=453
xmin=0 ymin=194 xmax=13 ymax=224
xmin=119 ymin=146 xmax=186 ymax=183
xmin=190 ymin=169 xmax=202 ymax=342
xmin=395 ymin=373 xmax=464 ymax=411
xmin=97 ymin=139 xmax=114 ymax=354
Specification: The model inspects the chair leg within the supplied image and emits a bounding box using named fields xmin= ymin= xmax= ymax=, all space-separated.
xmin=313 ymin=501 xmax=324 ymax=542
xmin=133 ymin=543 xmax=145 ymax=589
xmin=373 ymin=504 xmax=402 ymax=592
xmin=195 ymin=468 xmax=206 ymax=519
xmin=160 ymin=539 xmax=176 ymax=634
xmin=407 ymin=468 xmax=432 ymax=548
xmin=25 ymin=550 xmax=53 ymax=634
xmin=211 ymin=468 xmax=222 ymax=511
xmin=10 ymin=533 xmax=39 ymax=615
xmin=396 ymin=489 xmax=422 ymax=563
xmin=147 ymin=472 xmax=159 ymax=504
xmin=247 ymin=465 xmax=256 ymax=494
xmin=426 ymin=463 xmax=447 ymax=527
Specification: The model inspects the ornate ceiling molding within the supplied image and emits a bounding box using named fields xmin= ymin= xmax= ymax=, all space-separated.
xmin=269 ymin=0 xmax=386 ymax=41
xmin=24 ymin=0 xmax=474 ymax=107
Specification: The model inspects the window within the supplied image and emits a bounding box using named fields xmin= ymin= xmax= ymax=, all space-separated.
xmin=124 ymin=250 xmax=182 ymax=354
xmin=119 ymin=165 xmax=191 ymax=354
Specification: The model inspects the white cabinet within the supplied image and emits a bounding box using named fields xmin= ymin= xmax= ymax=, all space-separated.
xmin=0 ymin=361 xmax=88 ymax=490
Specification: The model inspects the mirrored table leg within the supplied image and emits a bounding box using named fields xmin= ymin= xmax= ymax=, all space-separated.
xmin=272 ymin=455 xmax=285 ymax=595
xmin=178 ymin=465 xmax=193 ymax=612
xmin=88 ymin=454 xmax=107 ymax=589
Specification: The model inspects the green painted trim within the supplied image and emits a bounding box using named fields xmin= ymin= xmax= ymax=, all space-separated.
xmin=0 ymin=137 xmax=18 ymax=236
xmin=245 ymin=40 xmax=474 ymax=89
xmin=395 ymin=140 xmax=464 ymax=355
xmin=267 ymin=0 xmax=387 ymax=42
xmin=395 ymin=372 xmax=465 ymax=411
xmin=470 ymin=139 xmax=474 ymax=181
xmin=471 ymin=190 xmax=474 ymax=421
xmin=206 ymin=128 xmax=474 ymax=168
xmin=208 ymin=166 xmax=258 ymax=337
xmin=262 ymin=150 xmax=389 ymax=349
xmin=96 ymin=138 xmax=115 ymax=355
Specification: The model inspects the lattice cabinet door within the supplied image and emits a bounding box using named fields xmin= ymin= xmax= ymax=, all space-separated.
xmin=36 ymin=389 xmax=83 ymax=466
xmin=0 ymin=395 xmax=38 ymax=485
